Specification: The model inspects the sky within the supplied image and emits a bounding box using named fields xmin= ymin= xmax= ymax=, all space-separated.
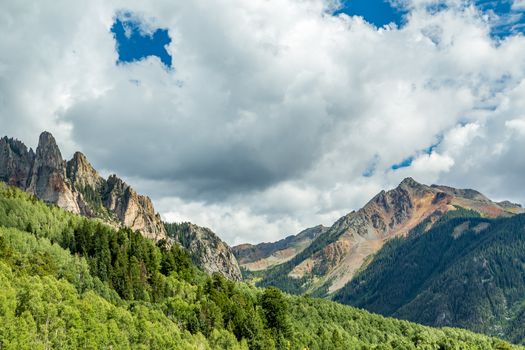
xmin=1 ymin=0 xmax=525 ymax=245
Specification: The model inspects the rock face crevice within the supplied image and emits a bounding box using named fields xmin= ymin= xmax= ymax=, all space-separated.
xmin=0 ymin=132 xmax=166 ymax=241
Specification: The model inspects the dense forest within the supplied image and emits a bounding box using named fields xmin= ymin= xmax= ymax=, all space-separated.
xmin=0 ymin=183 xmax=521 ymax=349
xmin=334 ymin=208 xmax=525 ymax=344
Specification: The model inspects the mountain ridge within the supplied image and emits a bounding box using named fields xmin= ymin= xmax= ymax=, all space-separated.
xmin=0 ymin=131 xmax=167 ymax=240
xmin=0 ymin=132 xmax=242 ymax=280
xmin=233 ymin=225 xmax=328 ymax=271
xmin=253 ymin=177 xmax=523 ymax=296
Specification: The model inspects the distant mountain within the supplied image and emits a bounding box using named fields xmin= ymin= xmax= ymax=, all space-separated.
xmin=165 ymin=222 xmax=243 ymax=281
xmin=333 ymin=210 xmax=525 ymax=344
xmin=233 ymin=225 xmax=327 ymax=271
xmin=256 ymin=177 xmax=523 ymax=296
xmin=0 ymin=132 xmax=241 ymax=280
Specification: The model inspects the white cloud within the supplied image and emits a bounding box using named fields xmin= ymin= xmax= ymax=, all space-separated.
xmin=158 ymin=196 xmax=307 ymax=246
xmin=506 ymin=119 xmax=525 ymax=134
xmin=512 ymin=0 xmax=525 ymax=10
xmin=1 ymin=0 xmax=525 ymax=244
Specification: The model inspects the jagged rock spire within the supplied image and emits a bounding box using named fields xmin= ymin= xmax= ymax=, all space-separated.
xmin=35 ymin=131 xmax=63 ymax=164
xmin=66 ymin=151 xmax=104 ymax=190
xmin=25 ymin=132 xmax=81 ymax=213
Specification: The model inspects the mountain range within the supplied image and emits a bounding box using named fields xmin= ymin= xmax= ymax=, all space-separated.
xmin=0 ymin=132 xmax=242 ymax=280
xmin=232 ymin=177 xmax=525 ymax=342
xmin=237 ymin=177 xmax=523 ymax=296
xmin=2 ymin=131 xmax=525 ymax=345
xmin=0 ymin=181 xmax=516 ymax=348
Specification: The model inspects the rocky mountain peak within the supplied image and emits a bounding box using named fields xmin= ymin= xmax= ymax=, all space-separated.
xmin=102 ymin=174 xmax=166 ymax=240
xmin=297 ymin=224 xmax=327 ymax=239
xmin=166 ymin=222 xmax=243 ymax=281
xmin=233 ymin=224 xmax=328 ymax=271
xmin=104 ymin=175 xmax=124 ymax=195
xmin=35 ymin=131 xmax=63 ymax=166
xmin=497 ymin=200 xmax=522 ymax=209
xmin=399 ymin=176 xmax=419 ymax=188
xmin=256 ymin=178 xmax=524 ymax=296
xmin=0 ymin=136 xmax=33 ymax=156
xmin=26 ymin=132 xmax=81 ymax=213
xmin=397 ymin=177 xmax=432 ymax=195
xmin=0 ymin=132 xmax=246 ymax=280
xmin=366 ymin=178 xmax=430 ymax=215
xmin=430 ymin=185 xmax=489 ymax=202
xmin=66 ymin=151 xmax=104 ymax=190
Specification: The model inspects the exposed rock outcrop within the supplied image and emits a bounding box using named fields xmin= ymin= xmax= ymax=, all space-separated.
xmin=0 ymin=136 xmax=34 ymax=188
xmin=25 ymin=132 xmax=81 ymax=214
xmin=103 ymin=175 xmax=166 ymax=241
xmin=67 ymin=151 xmax=105 ymax=191
xmin=496 ymin=200 xmax=522 ymax=210
xmin=165 ymin=222 xmax=243 ymax=281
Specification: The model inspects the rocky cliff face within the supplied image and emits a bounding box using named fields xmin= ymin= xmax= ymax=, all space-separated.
xmin=0 ymin=136 xmax=34 ymax=188
xmin=26 ymin=132 xmax=81 ymax=214
xmin=67 ymin=151 xmax=105 ymax=192
xmin=257 ymin=177 xmax=524 ymax=296
xmin=103 ymin=175 xmax=166 ymax=241
xmin=233 ymin=225 xmax=327 ymax=271
xmin=165 ymin=222 xmax=243 ymax=281
xmin=0 ymin=132 xmax=166 ymax=241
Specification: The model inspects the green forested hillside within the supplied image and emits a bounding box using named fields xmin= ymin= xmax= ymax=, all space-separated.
xmin=334 ymin=209 xmax=525 ymax=344
xmin=0 ymin=183 xmax=520 ymax=349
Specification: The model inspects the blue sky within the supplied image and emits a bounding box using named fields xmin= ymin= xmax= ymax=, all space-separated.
xmin=390 ymin=139 xmax=442 ymax=170
xmin=111 ymin=12 xmax=172 ymax=68
xmin=109 ymin=1 xmax=525 ymax=73
xmin=335 ymin=0 xmax=407 ymax=28
xmin=338 ymin=0 xmax=525 ymax=38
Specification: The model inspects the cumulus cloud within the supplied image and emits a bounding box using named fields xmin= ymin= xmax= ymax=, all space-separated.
xmin=1 ymin=0 xmax=525 ymax=244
